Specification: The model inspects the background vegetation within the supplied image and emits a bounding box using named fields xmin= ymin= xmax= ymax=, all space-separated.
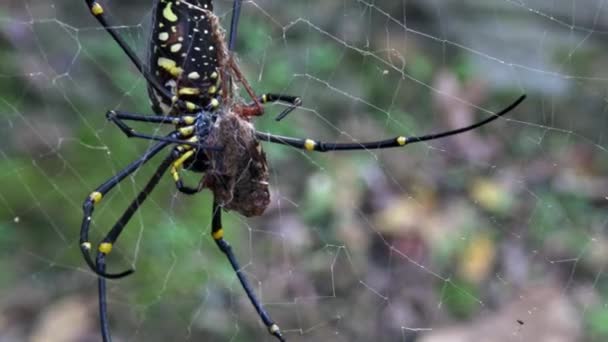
xmin=1 ymin=0 xmax=607 ymax=341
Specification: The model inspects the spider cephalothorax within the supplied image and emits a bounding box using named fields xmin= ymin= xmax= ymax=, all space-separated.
xmin=80 ymin=0 xmax=525 ymax=341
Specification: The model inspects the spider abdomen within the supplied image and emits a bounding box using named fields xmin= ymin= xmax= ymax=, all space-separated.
xmin=148 ymin=0 xmax=225 ymax=115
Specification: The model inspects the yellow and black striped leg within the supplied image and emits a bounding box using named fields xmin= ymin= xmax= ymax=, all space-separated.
xmin=80 ymin=135 xmax=177 ymax=278
xmin=107 ymin=110 xmax=197 ymax=127
xmin=105 ymin=111 xmax=216 ymax=150
xmin=170 ymin=148 xmax=204 ymax=195
xmin=256 ymin=95 xmax=526 ymax=152
xmin=94 ymin=154 xmax=175 ymax=342
xmin=212 ymin=199 xmax=285 ymax=341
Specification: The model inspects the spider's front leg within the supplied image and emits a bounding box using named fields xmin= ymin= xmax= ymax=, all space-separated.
xmin=233 ymin=93 xmax=303 ymax=121
xmin=105 ymin=110 xmax=223 ymax=150
xmin=226 ymin=55 xmax=301 ymax=121
xmin=256 ymin=95 xmax=527 ymax=152
xmin=79 ymin=134 xmax=187 ymax=342
xmin=82 ymin=117 xmax=222 ymax=277
xmin=211 ymin=199 xmax=286 ymax=341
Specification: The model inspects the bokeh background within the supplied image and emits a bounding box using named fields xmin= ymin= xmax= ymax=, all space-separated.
xmin=1 ymin=0 xmax=608 ymax=341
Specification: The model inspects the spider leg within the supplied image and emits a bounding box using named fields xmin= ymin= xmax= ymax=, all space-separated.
xmin=268 ymin=94 xmax=303 ymax=121
xmin=228 ymin=58 xmax=302 ymax=120
xmin=211 ymin=199 xmax=285 ymax=342
xmin=225 ymin=0 xmax=301 ymax=121
xmin=80 ymin=134 xmax=177 ymax=278
xmin=96 ymin=255 xmax=111 ymax=342
xmin=234 ymin=94 xmax=303 ymax=121
xmin=256 ymin=95 xmax=526 ymax=152
xmin=83 ymin=1 xmax=199 ymax=112
xmin=106 ymin=111 xmax=217 ymax=194
xmin=105 ymin=111 xmax=220 ymax=151
xmin=170 ymin=147 xmax=205 ymax=195
xmin=94 ymin=153 xmax=175 ymax=342
xmin=228 ymin=0 xmax=243 ymax=51
xmin=107 ymin=110 xmax=196 ymax=126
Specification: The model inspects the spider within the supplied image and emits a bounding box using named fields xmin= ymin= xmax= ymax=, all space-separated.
xmin=79 ymin=0 xmax=526 ymax=341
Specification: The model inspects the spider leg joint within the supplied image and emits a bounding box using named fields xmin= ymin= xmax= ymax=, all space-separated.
xmin=304 ymin=139 xmax=317 ymax=151
xmin=89 ymin=191 xmax=103 ymax=204
xmin=269 ymin=324 xmax=280 ymax=334
xmin=91 ymin=2 xmax=104 ymax=16
xmin=212 ymin=228 xmax=224 ymax=240
xmin=99 ymin=242 xmax=113 ymax=254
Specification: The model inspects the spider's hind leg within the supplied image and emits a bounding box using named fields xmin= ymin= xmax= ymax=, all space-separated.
xmin=211 ymin=199 xmax=286 ymax=341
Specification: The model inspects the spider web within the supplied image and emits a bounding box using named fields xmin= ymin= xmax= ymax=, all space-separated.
xmin=1 ymin=0 xmax=607 ymax=341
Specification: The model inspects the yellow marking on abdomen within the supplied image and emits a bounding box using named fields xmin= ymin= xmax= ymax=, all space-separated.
xmin=158 ymin=32 xmax=169 ymax=41
xmin=162 ymin=2 xmax=178 ymax=22
xmin=170 ymin=43 xmax=182 ymax=53
xmin=157 ymin=57 xmax=183 ymax=77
